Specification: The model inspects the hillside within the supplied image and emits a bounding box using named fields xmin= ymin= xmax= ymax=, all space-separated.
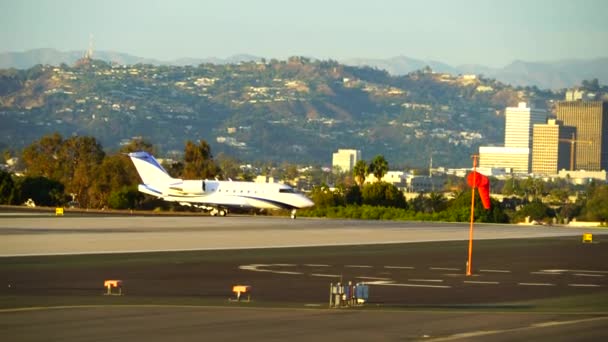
xmin=0 ymin=57 xmax=563 ymax=167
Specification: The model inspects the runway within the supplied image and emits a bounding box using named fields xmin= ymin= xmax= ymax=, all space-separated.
xmin=2 ymin=306 xmax=607 ymax=342
xmin=2 ymin=214 xmax=608 ymax=341
xmin=1 ymin=215 xmax=606 ymax=256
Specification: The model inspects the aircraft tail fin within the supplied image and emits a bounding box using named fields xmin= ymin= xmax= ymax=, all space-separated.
xmin=128 ymin=151 xmax=175 ymax=185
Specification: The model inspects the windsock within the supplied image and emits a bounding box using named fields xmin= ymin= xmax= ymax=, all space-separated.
xmin=467 ymin=171 xmax=491 ymax=209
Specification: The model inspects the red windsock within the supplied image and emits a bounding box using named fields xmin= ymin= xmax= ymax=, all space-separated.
xmin=467 ymin=171 xmax=491 ymax=209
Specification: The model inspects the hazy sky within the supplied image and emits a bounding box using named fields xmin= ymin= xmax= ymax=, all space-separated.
xmin=2 ymin=0 xmax=607 ymax=67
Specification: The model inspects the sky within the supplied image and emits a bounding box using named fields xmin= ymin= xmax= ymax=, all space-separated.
xmin=1 ymin=0 xmax=607 ymax=67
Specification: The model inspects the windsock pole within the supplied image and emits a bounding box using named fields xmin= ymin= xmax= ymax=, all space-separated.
xmin=466 ymin=155 xmax=478 ymax=276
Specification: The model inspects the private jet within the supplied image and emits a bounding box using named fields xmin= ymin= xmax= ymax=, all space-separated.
xmin=128 ymin=151 xmax=314 ymax=218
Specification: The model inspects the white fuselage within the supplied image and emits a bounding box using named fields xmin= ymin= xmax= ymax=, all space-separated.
xmin=129 ymin=151 xmax=314 ymax=212
xmin=139 ymin=179 xmax=313 ymax=210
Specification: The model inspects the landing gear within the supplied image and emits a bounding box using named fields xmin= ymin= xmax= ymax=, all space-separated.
xmin=210 ymin=208 xmax=228 ymax=217
xmin=290 ymin=209 xmax=297 ymax=220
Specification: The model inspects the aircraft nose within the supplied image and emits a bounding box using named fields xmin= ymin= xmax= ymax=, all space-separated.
xmin=302 ymin=196 xmax=314 ymax=208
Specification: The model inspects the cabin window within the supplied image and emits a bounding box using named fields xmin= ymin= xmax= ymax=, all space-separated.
xmin=279 ymin=188 xmax=295 ymax=193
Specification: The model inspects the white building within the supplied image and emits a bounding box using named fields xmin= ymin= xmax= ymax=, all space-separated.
xmin=332 ymin=149 xmax=361 ymax=173
xmin=479 ymin=102 xmax=547 ymax=173
xmin=479 ymin=146 xmax=530 ymax=174
xmin=557 ymin=170 xmax=607 ymax=184
xmin=505 ymin=102 xmax=547 ymax=149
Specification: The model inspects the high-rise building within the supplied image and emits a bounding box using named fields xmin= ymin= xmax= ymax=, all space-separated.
xmin=505 ymin=102 xmax=547 ymax=148
xmin=556 ymin=101 xmax=608 ymax=171
xmin=479 ymin=102 xmax=546 ymax=173
xmin=332 ymin=149 xmax=361 ymax=173
xmin=531 ymin=119 xmax=572 ymax=174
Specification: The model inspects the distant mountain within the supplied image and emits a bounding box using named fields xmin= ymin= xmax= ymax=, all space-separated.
xmin=1 ymin=49 xmax=606 ymax=89
xmin=345 ymin=56 xmax=608 ymax=89
xmin=343 ymin=56 xmax=460 ymax=76
xmin=0 ymin=48 xmax=262 ymax=69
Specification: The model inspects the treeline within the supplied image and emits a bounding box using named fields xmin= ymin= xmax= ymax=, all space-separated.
xmin=300 ymin=182 xmax=508 ymax=223
xmin=0 ymin=133 xmax=220 ymax=209
xmin=301 ymin=180 xmax=608 ymax=224
xmin=300 ymin=155 xmax=608 ymax=224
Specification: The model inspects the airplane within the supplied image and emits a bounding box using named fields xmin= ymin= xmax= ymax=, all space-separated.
xmin=128 ymin=151 xmax=314 ymax=218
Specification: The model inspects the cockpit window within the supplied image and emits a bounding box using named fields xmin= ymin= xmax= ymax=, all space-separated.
xmin=279 ymin=188 xmax=295 ymax=193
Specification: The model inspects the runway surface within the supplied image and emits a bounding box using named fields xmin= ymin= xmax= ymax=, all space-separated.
xmin=2 ymin=306 xmax=607 ymax=342
xmin=2 ymin=214 xmax=608 ymax=341
xmin=1 ymin=215 xmax=606 ymax=256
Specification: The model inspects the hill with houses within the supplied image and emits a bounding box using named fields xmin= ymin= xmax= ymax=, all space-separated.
xmin=0 ymin=56 xmax=566 ymax=167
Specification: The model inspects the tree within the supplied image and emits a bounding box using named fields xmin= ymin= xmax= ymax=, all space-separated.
xmin=0 ymin=169 xmax=16 ymax=204
xmin=353 ymin=160 xmax=368 ymax=186
xmin=182 ymin=140 xmax=220 ymax=179
xmin=368 ymin=155 xmax=388 ymax=181
xmin=119 ymin=138 xmax=156 ymax=154
xmin=58 ymin=136 xmax=105 ymax=208
xmin=89 ymin=154 xmax=140 ymax=208
xmin=361 ymin=182 xmax=406 ymax=208
xmin=310 ymin=184 xmax=344 ymax=208
xmin=21 ymin=132 xmax=64 ymax=180
xmin=21 ymin=133 xmax=105 ymax=208
xmin=107 ymin=186 xmax=142 ymax=210
xmin=427 ymin=192 xmax=448 ymax=213
xmin=514 ymin=199 xmax=553 ymax=223
xmin=581 ymin=78 xmax=600 ymax=92
xmin=445 ymin=190 xmax=508 ymax=223
xmin=15 ymin=176 xmax=65 ymax=207
xmin=583 ymin=184 xmax=608 ymax=222
xmin=344 ymin=185 xmax=362 ymax=205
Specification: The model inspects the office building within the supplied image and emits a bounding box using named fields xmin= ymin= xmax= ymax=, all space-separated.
xmin=332 ymin=149 xmax=361 ymax=173
xmin=504 ymin=102 xmax=547 ymax=148
xmin=479 ymin=102 xmax=547 ymax=173
xmin=531 ymin=119 xmax=572 ymax=174
xmin=556 ymin=101 xmax=608 ymax=171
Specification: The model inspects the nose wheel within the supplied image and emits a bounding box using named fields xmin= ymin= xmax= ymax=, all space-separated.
xmin=290 ymin=209 xmax=297 ymax=219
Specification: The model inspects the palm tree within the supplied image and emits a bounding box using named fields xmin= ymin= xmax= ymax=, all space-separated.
xmin=369 ymin=155 xmax=388 ymax=181
xmin=353 ymin=160 xmax=368 ymax=186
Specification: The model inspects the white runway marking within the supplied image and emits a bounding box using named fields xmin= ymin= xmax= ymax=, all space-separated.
xmin=428 ymin=316 xmax=608 ymax=341
xmin=345 ymin=265 xmax=372 ymax=268
xmin=356 ymin=276 xmax=392 ymax=281
xmin=574 ymin=273 xmax=605 ymax=277
xmin=374 ymin=282 xmax=451 ymax=289
xmin=272 ymin=270 xmax=303 ymax=275
xmin=568 ymin=284 xmax=602 ymax=287
xmin=384 ymin=266 xmax=414 ymax=269
xmin=480 ymin=269 xmax=511 ymax=273
xmin=274 ymin=263 xmax=296 ymax=267
xmin=408 ymin=279 xmax=444 ymax=283
xmin=238 ymin=264 xmax=302 ymax=275
xmin=310 ymin=273 xmax=341 ymax=278
xmin=530 ymin=272 xmax=561 ymax=275
xmin=538 ymin=269 xmax=566 ymax=274
xmin=304 ymin=264 xmax=330 ymax=267
xmin=463 ymin=280 xmax=500 ymax=285
xmin=518 ymin=282 xmax=555 ymax=286
xmin=239 ymin=264 xmax=267 ymax=272
xmin=430 ymin=267 xmax=460 ymax=271
xmin=362 ymin=280 xmax=394 ymax=285
xmin=571 ymin=270 xmax=608 ymax=274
